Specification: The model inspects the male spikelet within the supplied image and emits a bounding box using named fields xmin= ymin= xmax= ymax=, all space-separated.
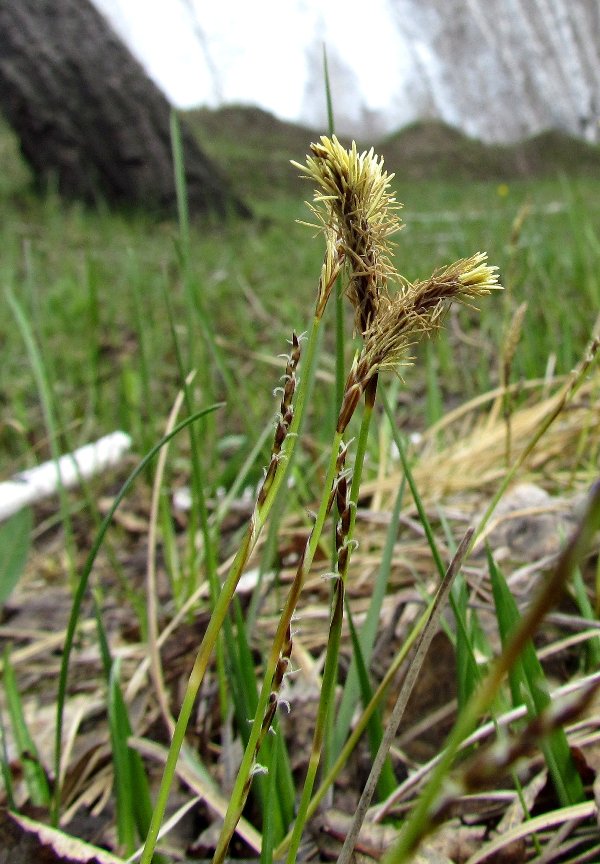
xmin=336 ymin=253 xmax=501 ymax=432
xmin=293 ymin=135 xmax=402 ymax=332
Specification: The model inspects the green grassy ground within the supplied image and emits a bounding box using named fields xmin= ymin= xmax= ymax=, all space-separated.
xmin=1 ymin=112 xmax=599 ymax=487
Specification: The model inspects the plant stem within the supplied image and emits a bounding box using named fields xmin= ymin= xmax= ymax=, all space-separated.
xmin=211 ymin=427 xmax=344 ymax=864
xmin=140 ymin=316 xmax=322 ymax=864
xmin=285 ymin=381 xmax=376 ymax=863
xmin=338 ymin=529 xmax=472 ymax=864
xmin=272 ymin=595 xmax=431 ymax=859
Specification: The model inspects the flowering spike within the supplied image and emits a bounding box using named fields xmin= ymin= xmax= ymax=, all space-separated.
xmin=293 ymin=135 xmax=403 ymax=329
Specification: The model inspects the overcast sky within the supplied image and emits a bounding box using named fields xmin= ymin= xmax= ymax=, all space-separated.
xmin=92 ymin=0 xmax=410 ymax=131
xmin=92 ymin=0 xmax=600 ymax=143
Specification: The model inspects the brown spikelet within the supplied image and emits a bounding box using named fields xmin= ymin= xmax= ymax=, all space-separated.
xmin=334 ymin=254 xmax=502 ymax=433
xmin=257 ymin=332 xmax=301 ymax=508
xmin=293 ymin=135 xmax=402 ymax=332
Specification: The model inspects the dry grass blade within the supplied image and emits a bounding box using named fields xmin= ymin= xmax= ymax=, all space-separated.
xmin=130 ymin=737 xmax=262 ymax=854
xmin=465 ymin=802 xmax=597 ymax=864
xmin=337 ymin=528 xmax=473 ymax=864
xmin=372 ymin=670 xmax=600 ymax=824
xmin=365 ymin=365 xmax=599 ymax=508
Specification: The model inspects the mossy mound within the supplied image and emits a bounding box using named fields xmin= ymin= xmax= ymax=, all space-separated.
xmin=378 ymin=121 xmax=600 ymax=182
xmin=186 ymin=106 xmax=600 ymax=198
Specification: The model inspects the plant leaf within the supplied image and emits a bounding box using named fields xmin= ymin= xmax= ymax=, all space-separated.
xmin=0 ymin=507 xmax=32 ymax=606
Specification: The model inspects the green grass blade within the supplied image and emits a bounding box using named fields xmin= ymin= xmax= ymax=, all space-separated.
xmin=166 ymin=118 xmax=243 ymax=427
xmin=438 ymin=510 xmax=486 ymax=708
xmin=334 ymin=478 xmax=405 ymax=754
xmin=231 ymin=597 xmax=294 ymax=839
xmin=487 ymin=548 xmax=584 ymax=806
xmin=108 ymin=658 xmax=136 ymax=854
xmin=0 ymin=708 xmax=15 ymax=809
xmin=6 ymin=290 xmax=77 ymax=585
xmin=274 ymin=720 xmax=295 ymax=830
xmin=226 ymin=600 xmax=273 ymax=831
xmin=452 ymin=570 xmax=481 ymax=710
xmin=571 ymin=567 xmax=600 ymax=669
xmin=425 ymin=342 xmax=444 ymax=428
xmin=3 ymin=647 xmax=50 ymax=808
xmin=322 ymin=44 xmax=335 ymax=135
xmin=170 ymin=110 xmax=190 ymax=260
xmin=94 ymin=593 xmax=155 ymax=852
xmin=51 ymin=403 xmax=222 ymax=825
xmin=322 ymin=43 xmax=345 ymax=428
xmin=213 ymin=419 xmax=273 ymax=528
xmin=260 ymin=730 xmax=279 ymax=864
xmin=169 ymin=110 xmax=241 ymax=430
xmin=382 ymin=391 xmax=445 ymax=578
xmin=230 ymin=599 xmax=258 ymax=718
xmin=0 ymin=507 xmax=32 ymax=605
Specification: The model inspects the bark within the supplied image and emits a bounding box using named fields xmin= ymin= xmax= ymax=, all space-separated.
xmin=0 ymin=0 xmax=250 ymax=218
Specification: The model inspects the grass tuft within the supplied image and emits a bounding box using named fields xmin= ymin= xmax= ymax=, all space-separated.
xmin=1 ymin=112 xmax=599 ymax=864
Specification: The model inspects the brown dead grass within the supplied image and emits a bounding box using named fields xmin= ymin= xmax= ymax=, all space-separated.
xmin=1 ymin=362 xmax=599 ymax=860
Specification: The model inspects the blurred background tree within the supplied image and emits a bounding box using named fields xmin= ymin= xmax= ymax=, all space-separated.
xmin=0 ymin=0 xmax=250 ymax=218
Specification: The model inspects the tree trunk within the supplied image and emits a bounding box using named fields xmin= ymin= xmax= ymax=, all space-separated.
xmin=0 ymin=0 xmax=250 ymax=218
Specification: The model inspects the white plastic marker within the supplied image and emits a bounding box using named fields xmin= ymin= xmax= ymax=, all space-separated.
xmin=0 ymin=431 xmax=132 ymax=521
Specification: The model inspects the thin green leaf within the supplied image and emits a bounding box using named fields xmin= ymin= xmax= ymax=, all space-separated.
xmin=109 ymin=659 xmax=136 ymax=854
xmin=571 ymin=567 xmax=600 ymax=669
xmin=3 ymin=647 xmax=50 ymax=807
xmin=260 ymin=737 xmax=278 ymax=864
xmin=52 ymin=403 xmax=222 ymax=825
xmin=169 ymin=110 xmax=190 ymax=260
xmin=425 ymin=342 xmax=444 ymax=428
xmin=487 ymin=548 xmax=585 ymax=806
xmin=94 ymin=596 xmax=155 ymax=853
xmin=231 ymin=598 xmax=293 ymax=841
xmin=334 ymin=478 xmax=405 ymax=754
xmin=6 ymin=290 xmax=78 ymax=585
xmin=322 ymin=44 xmax=335 ymax=135
xmin=0 ymin=707 xmax=16 ymax=809
xmin=0 ymin=507 xmax=32 ymax=606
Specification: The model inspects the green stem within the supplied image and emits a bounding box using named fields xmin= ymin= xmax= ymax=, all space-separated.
xmin=285 ymin=387 xmax=376 ymax=863
xmin=211 ymin=428 xmax=344 ymax=864
xmin=50 ymin=405 xmax=221 ymax=827
xmin=139 ymin=316 xmax=322 ymax=864
xmin=273 ymin=596 xmax=431 ymax=859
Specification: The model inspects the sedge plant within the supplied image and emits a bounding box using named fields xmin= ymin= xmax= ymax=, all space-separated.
xmin=140 ymin=135 xmax=501 ymax=863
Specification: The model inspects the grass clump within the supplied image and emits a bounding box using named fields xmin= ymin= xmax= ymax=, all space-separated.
xmin=1 ymin=116 xmax=600 ymax=864
xmin=139 ymin=134 xmax=500 ymax=863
